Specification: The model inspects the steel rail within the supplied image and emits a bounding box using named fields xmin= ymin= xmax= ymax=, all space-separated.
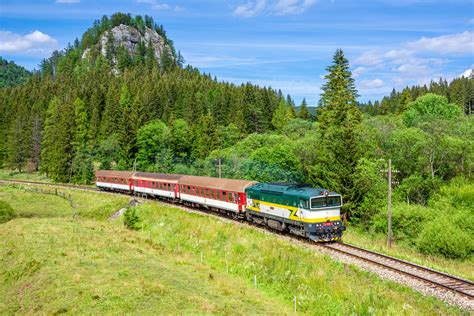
xmin=322 ymin=242 xmax=474 ymax=299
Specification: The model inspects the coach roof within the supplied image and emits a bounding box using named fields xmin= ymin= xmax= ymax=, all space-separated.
xmin=179 ymin=175 xmax=256 ymax=192
xmin=133 ymin=172 xmax=183 ymax=183
xmin=96 ymin=170 xmax=135 ymax=178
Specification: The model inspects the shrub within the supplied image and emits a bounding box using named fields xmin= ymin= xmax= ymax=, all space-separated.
xmin=0 ymin=200 xmax=15 ymax=223
xmin=372 ymin=203 xmax=433 ymax=244
xmin=123 ymin=208 xmax=140 ymax=230
xmin=416 ymin=219 xmax=473 ymax=259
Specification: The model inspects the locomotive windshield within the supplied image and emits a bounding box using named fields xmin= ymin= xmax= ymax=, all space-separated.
xmin=310 ymin=196 xmax=342 ymax=209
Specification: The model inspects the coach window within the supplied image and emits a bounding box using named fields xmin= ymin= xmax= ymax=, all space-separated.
xmin=222 ymin=191 xmax=227 ymax=201
xmin=229 ymin=192 xmax=234 ymax=202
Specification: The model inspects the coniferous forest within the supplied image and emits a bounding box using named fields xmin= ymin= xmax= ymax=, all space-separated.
xmin=1 ymin=13 xmax=473 ymax=259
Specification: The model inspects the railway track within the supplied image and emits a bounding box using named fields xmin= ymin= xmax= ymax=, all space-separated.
xmin=321 ymin=242 xmax=474 ymax=300
xmin=1 ymin=178 xmax=473 ymax=307
xmin=0 ymin=179 xmax=97 ymax=191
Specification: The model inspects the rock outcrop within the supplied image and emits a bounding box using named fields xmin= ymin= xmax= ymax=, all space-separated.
xmin=82 ymin=24 xmax=173 ymax=72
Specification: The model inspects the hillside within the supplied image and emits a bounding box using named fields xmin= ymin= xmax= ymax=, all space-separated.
xmin=0 ymin=185 xmax=464 ymax=314
xmin=0 ymin=57 xmax=31 ymax=89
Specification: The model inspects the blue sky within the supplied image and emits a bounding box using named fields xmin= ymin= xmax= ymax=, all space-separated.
xmin=1 ymin=0 xmax=473 ymax=104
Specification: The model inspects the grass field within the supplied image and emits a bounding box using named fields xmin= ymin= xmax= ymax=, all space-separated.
xmin=0 ymin=169 xmax=53 ymax=183
xmin=0 ymin=184 xmax=466 ymax=314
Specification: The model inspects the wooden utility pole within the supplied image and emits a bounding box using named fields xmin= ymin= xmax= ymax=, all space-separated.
xmin=387 ymin=159 xmax=392 ymax=248
xmin=216 ymin=158 xmax=223 ymax=178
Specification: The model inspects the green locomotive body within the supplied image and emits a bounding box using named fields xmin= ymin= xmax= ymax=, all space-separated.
xmin=245 ymin=183 xmax=345 ymax=241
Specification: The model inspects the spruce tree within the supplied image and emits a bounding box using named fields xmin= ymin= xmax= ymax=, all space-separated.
xmin=72 ymin=97 xmax=94 ymax=184
xmin=40 ymin=97 xmax=75 ymax=182
xmin=398 ymin=88 xmax=411 ymax=113
xmin=299 ymin=98 xmax=310 ymax=120
xmin=312 ymin=49 xmax=362 ymax=215
xmin=192 ymin=114 xmax=218 ymax=159
xmin=40 ymin=97 xmax=60 ymax=177
xmin=272 ymin=98 xmax=291 ymax=132
xmin=318 ymin=49 xmax=359 ymax=133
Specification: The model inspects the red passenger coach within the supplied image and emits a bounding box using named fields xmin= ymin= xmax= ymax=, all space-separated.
xmin=178 ymin=175 xmax=256 ymax=214
xmin=132 ymin=172 xmax=183 ymax=199
xmin=95 ymin=170 xmax=134 ymax=192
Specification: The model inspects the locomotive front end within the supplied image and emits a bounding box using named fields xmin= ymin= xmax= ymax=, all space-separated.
xmin=299 ymin=190 xmax=346 ymax=241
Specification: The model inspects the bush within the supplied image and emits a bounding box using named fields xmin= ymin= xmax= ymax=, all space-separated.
xmin=372 ymin=203 xmax=433 ymax=244
xmin=123 ymin=208 xmax=141 ymax=230
xmin=416 ymin=219 xmax=473 ymax=259
xmin=0 ymin=200 xmax=15 ymax=223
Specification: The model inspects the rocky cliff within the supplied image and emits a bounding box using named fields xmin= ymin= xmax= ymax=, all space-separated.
xmin=82 ymin=24 xmax=173 ymax=72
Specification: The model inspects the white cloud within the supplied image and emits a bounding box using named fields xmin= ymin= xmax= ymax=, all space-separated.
xmin=233 ymin=0 xmax=316 ymax=17
xmin=359 ymin=78 xmax=384 ymax=89
xmin=394 ymin=63 xmax=430 ymax=75
xmin=55 ymin=0 xmax=80 ymax=3
xmin=274 ymin=0 xmax=317 ymax=15
xmin=354 ymin=51 xmax=384 ymax=66
xmin=0 ymin=30 xmax=57 ymax=55
xmin=233 ymin=0 xmax=267 ymax=18
xmin=135 ymin=0 xmax=177 ymax=11
xmin=352 ymin=66 xmax=367 ymax=78
xmin=353 ymin=31 xmax=471 ymax=92
xmin=406 ymin=31 xmax=473 ymax=54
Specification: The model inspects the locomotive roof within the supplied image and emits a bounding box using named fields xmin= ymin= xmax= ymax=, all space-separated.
xmin=133 ymin=172 xmax=183 ymax=182
xmin=96 ymin=170 xmax=136 ymax=178
xmin=179 ymin=175 xmax=256 ymax=192
xmin=246 ymin=182 xmax=340 ymax=198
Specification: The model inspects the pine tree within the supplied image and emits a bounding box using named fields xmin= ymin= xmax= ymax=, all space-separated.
xmin=299 ymin=98 xmax=310 ymax=120
xmin=312 ymin=49 xmax=362 ymax=215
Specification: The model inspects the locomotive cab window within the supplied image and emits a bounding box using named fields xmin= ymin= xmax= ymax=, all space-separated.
xmin=310 ymin=196 xmax=342 ymax=209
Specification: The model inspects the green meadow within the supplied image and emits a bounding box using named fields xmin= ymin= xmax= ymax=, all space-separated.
xmin=0 ymin=185 xmax=466 ymax=314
